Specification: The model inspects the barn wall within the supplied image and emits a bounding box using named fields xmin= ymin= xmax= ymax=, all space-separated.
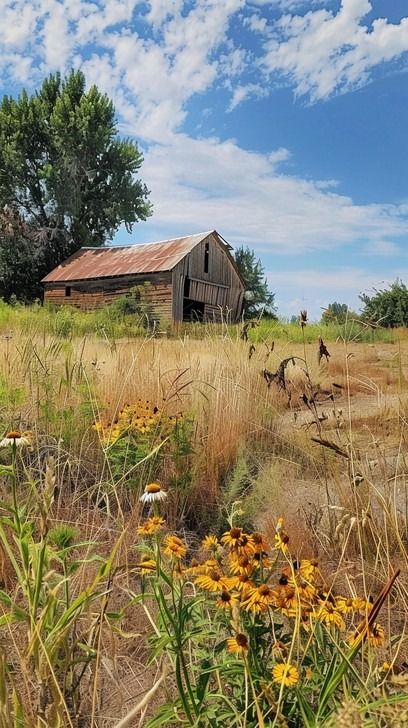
xmin=172 ymin=233 xmax=244 ymax=322
xmin=44 ymin=273 xmax=173 ymax=324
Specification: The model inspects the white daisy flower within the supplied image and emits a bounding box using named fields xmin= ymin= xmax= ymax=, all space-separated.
xmin=0 ymin=431 xmax=32 ymax=448
xmin=140 ymin=482 xmax=168 ymax=504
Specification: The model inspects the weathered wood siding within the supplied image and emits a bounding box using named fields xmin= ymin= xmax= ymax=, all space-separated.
xmin=172 ymin=233 xmax=244 ymax=322
xmin=44 ymin=273 xmax=173 ymax=323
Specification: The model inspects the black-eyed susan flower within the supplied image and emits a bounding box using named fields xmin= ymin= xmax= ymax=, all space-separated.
xmin=252 ymin=551 xmax=272 ymax=569
xmin=251 ymin=532 xmax=269 ymax=553
xmin=163 ymin=535 xmax=187 ymax=559
xmin=195 ymin=569 xmax=228 ymax=592
xmin=228 ymin=553 xmax=253 ymax=575
xmin=227 ymin=633 xmax=249 ymax=654
xmin=352 ymin=597 xmax=372 ymax=613
xmin=136 ymin=516 xmax=165 ymax=536
xmin=0 ymin=430 xmax=32 ymax=448
xmin=216 ymin=590 xmax=239 ymax=610
xmin=184 ymin=558 xmax=202 ymax=576
xmin=316 ymin=603 xmax=345 ymax=631
xmin=274 ymin=531 xmax=289 ymax=553
xmin=140 ymin=482 xmax=168 ymax=504
xmin=335 ymin=597 xmax=355 ymax=615
xmin=201 ymin=534 xmax=219 ymax=551
xmin=368 ymin=623 xmax=386 ymax=647
xmin=221 ymin=527 xmax=255 ymax=555
xmin=272 ymin=662 xmax=299 ymax=687
xmin=242 ymin=583 xmax=277 ymax=613
xmin=298 ymin=558 xmax=319 ymax=581
xmin=137 ymin=558 xmax=156 ymax=574
xmin=224 ymin=573 xmax=254 ymax=595
xmin=201 ymin=558 xmax=218 ymax=573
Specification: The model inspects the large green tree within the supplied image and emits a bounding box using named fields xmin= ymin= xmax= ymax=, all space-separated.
xmin=234 ymin=245 xmax=277 ymax=319
xmin=360 ymin=279 xmax=408 ymax=327
xmin=0 ymin=70 xmax=152 ymax=300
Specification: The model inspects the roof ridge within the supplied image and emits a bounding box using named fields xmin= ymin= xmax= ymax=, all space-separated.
xmin=80 ymin=230 xmax=215 ymax=251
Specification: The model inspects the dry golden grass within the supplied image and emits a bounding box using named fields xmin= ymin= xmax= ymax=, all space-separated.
xmin=0 ymin=328 xmax=407 ymax=724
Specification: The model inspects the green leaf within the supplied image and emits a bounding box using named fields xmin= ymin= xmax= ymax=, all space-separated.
xmin=196 ymin=659 xmax=212 ymax=705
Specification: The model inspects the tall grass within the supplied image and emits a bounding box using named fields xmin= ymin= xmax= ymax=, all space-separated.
xmin=0 ymin=319 xmax=406 ymax=724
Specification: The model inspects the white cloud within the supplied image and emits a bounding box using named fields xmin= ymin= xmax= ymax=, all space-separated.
xmin=137 ymin=133 xmax=408 ymax=254
xmin=363 ymin=240 xmax=400 ymax=256
xmin=244 ymin=14 xmax=268 ymax=34
xmin=0 ymin=0 xmax=407 ymax=282
xmin=228 ymin=82 xmax=266 ymax=110
xmin=262 ymin=0 xmax=408 ymax=101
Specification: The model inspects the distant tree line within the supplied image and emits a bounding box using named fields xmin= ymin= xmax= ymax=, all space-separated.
xmin=321 ymin=280 xmax=408 ymax=328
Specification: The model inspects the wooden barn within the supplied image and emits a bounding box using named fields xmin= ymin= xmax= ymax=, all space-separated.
xmin=42 ymin=230 xmax=245 ymax=324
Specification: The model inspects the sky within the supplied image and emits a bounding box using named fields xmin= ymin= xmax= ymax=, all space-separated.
xmin=1 ymin=0 xmax=408 ymax=319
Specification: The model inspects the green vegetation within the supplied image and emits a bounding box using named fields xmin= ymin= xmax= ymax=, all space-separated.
xmin=0 ymin=312 xmax=406 ymax=724
xmin=321 ymin=301 xmax=360 ymax=324
xmin=0 ymin=70 xmax=151 ymax=301
xmin=360 ymin=279 xmax=408 ymax=327
xmin=234 ymin=245 xmax=277 ymax=318
xmin=0 ymin=299 xmax=402 ymax=344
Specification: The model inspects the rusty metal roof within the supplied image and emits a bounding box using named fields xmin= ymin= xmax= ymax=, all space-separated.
xmin=42 ymin=231 xmax=218 ymax=283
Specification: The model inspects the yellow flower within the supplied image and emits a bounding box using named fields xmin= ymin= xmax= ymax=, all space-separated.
xmin=227 ymin=633 xmax=249 ymax=654
xmin=221 ymin=527 xmax=255 ymax=555
xmin=202 ymin=535 xmax=219 ymax=551
xmin=242 ymin=583 xmax=277 ymax=613
xmin=352 ymin=597 xmax=372 ymax=614
xmin=274 ymin=532 xmax=289 ymax=553
xmin=228 ymin=553 xmax=253 ymax=575
xmin=251 ymin=532 xmax=270 ymax=553
xmin=184 ymin=558 xmax=201 ymax=576
xmin=272 ymin=662 xmax=299 ymax=687
xmin=216 ymin=590 xmax=239 ymax=609
xmin=195 ymin=569 xmax=228 ymax=592
xmin=316 ymin=603 xmax=345 ymax=631
xmin=335 ymin=597 xmax=355 ymax=615
xmin=136 ymin=516 xmax=165 ymax=536
xmin=163 ymin=535 xmax=187 ymax=559
xmin=137 ymin=558 xmax=156 ymax=574
xmin=251 ymin=551 xmax=272 ymax=569
xmin=224 ymin=573 xmax=254 ymax=594
xmin=298 ymin=559 xmax=319 ymax=581
xmin=368 ymin=623 xmax=385 ymax=647
xmin=201 ymin=558 xmax=218 ymax=573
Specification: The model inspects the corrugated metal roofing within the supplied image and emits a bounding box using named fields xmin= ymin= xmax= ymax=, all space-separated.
xmin=42 ymin=231 xmax=216 ymax=283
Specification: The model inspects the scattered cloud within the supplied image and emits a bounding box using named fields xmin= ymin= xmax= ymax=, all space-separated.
xmin=0 ymin=0 xmax=407 ymax=293
xmin=137 ymin=134 xmax=408 ymax=254
xmin=262 ymin=0 xmax=408 ymax=101
xmin=228 ymin=82 xmax=266 ymax=110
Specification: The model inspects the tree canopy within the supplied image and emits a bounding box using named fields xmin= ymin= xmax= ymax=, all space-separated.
xmin=359 ymin=280 xmax=408 ymax=328
xmin=0 ymin=70 xmax=152 ymax=301
xmin=234 ymin=246 xmax=276 ymax=319
xmin=321 ymin=302 xmax=359 ymax=324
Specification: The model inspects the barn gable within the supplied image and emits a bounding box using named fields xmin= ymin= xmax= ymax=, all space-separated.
xmin=42 ymin=230 xmax=245 ymax=324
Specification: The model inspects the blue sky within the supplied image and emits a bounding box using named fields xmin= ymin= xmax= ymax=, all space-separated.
xmin=1 ymin=0 xmax=408 ymax=318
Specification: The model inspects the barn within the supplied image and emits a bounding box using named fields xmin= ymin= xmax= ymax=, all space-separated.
xmin=41 ymin=230 xmax=245 ymax=325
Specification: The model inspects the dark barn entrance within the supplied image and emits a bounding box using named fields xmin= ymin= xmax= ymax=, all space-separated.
xmin=183 ymin=298 xmax=205 ymax=322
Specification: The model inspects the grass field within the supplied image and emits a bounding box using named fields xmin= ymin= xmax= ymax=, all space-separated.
xmin=0 ymin=312 xmax=407 ymax=726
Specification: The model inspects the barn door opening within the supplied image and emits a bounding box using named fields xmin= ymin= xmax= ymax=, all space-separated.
xmin=183 ymin=299 xmax=205 ymax=322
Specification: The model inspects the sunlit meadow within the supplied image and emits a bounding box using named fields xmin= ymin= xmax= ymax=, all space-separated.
xmin=0 ymin=302 xmax=407 ymax=726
